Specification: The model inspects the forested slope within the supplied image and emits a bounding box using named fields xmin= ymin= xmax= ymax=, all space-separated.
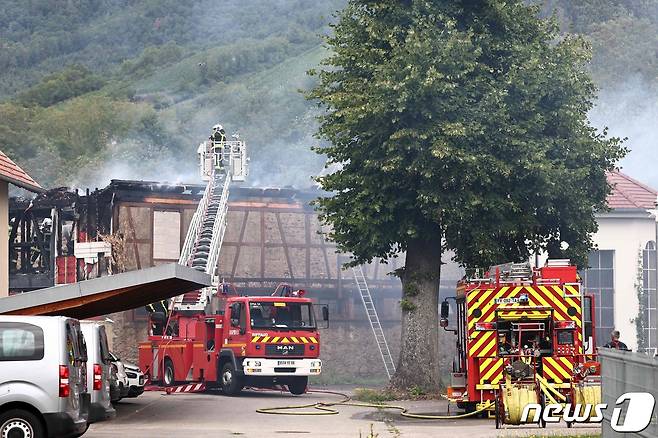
xmin=0 ymin=0 xmax=656 ymax=189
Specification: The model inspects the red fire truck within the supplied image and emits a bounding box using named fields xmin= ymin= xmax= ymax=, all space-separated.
xmin=440 ymin=260 xmax=601 ymax=421
xmin=139 ymin=284 xmax=328 ymax=395
xmin=139 ymin=132 xmax=327 ymax=395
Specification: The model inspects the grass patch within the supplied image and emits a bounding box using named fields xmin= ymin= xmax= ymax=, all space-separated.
xmin=352 ymin=386 xmax=442 ymax=402
xmin=310 ymin=373 xmax=389 ymax=387
xmin=352 ymin=388 xmax=399 ymax=403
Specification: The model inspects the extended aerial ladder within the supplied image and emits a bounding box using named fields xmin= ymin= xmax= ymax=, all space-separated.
xmin=171 ymin=138 xmax=247 ymax=312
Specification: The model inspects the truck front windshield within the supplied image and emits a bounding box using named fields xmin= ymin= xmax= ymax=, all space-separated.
xmin=249 ymin=302 xmax=316 ymax=330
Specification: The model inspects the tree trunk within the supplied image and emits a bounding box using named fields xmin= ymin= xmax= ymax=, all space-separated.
xmin=390 ymin=234 xmax=442 ymax=392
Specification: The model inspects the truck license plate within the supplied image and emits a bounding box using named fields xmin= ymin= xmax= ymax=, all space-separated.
xmin=277 ymin=360 xmax=295 ymax=366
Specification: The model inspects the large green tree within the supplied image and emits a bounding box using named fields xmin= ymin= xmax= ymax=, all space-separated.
xmin=309 ymin=0 xmax=626 ymax=391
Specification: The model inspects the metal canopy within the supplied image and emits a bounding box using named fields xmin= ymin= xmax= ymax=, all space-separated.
xmin=0 ymin=264 xmax=210 ymax=319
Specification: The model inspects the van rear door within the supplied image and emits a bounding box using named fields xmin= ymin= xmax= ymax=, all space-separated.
xmin=99 ymin=326 xmax=112 ymax=389
xmin=64 ymin=320 xmax=86 ymax=423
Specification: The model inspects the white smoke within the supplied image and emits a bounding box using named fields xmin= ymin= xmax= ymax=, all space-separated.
xmin=589 ymin=76 xmax=658 ymax=187
xmin=71 ymin=140 xmax=201 ymax=190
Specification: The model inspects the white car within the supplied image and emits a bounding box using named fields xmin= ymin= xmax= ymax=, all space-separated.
xmin=122 ymin=361 xmax=145 ymax=398
xmin=109 ymin=353 xmax=130 ymax=401
xmin=0 ymin=316 xmax=89 ymax=437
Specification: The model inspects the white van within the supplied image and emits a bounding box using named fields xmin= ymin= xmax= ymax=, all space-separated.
xmin=79 ymin=322 xmax=115 ymax=423
xmin=0 ymin=316 xmax=89 ymax=437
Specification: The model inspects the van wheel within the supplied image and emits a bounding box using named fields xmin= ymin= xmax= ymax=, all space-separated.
xmin=72 ymin=424 xmax=90 ymax=438
xmin=220 ymin=362 xmax=243 ymax=395
xmin=288 ymin=377 xmax=308 ymax=395
xmin=0 ymin=409 xmax=45 ymax=438
xmin=163 ymin=359 xmax=175 ymax=387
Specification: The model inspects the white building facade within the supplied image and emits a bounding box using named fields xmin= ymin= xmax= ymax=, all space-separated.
xmin=582 ymin=172 xmax=658 ymax=353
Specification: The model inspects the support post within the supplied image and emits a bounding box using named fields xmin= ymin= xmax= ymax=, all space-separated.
xmin=0 ymin=181 xmax=8 ymax=297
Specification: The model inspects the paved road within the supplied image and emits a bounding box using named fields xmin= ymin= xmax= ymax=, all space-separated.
xmin=86 ymin=388 xmax=601 ymax=437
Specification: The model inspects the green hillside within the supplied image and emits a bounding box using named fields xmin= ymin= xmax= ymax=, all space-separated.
xmin=0 ymin=0 xmax=656 ymax=189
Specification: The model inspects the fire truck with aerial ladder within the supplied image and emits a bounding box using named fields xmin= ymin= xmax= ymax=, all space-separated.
xmin=440 ymin=259 xmax=602 ymax=427
xmin=139 ymin=130 xmax=328 ymax=395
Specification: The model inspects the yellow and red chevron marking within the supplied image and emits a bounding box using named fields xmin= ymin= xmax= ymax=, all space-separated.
xmin=542 ymin=357 xmax=574 ymax=383
xmin=535 ymin=285 xmax=582 ymax=325
xmin=478 ymin=358 xmax=504 ymax=385
xmin=564 ymin=284 xmax=580 ymax=297
xmin=467 ymin=286 xmax=517 ymax=330
xmin=468 ymin=330 xmax=498 ymax=357
xmin=497 ymin=309 xmax=552 ymax=320
xmin=466 ymin=285 xmax=582 ymax=327
xmin=251 ymin=335 xmax=318 ymax=344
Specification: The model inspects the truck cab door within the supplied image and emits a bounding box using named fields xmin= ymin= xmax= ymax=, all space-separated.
xmin=227 ymin=302 xmax=248 ymax=355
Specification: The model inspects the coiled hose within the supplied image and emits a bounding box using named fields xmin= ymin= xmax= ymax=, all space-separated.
xmin=256 ymin=389 xmax=494 ymax=419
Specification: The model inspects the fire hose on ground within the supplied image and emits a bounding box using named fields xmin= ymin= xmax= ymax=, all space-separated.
xmin=255 ymin=388 xmax=494 ymax=419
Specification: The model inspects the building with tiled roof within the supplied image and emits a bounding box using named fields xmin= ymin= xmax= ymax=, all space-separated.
xmin=1 ymin=150 xmax=43 ymax=297
xmin=606 ymin=170 xmax=657 ymax=210
xmin=582 ymin=170 xmax=658 ymax=353
xmin=0 ymin=150 xmax=43 ymax=193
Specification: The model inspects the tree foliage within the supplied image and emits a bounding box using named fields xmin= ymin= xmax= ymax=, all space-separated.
xmin=0 ymin=0 xmax=345 ymax=188
xmin=0 ymin=0 xmax=344 ymax=97
xmin=537 ymin=0 xmax=658 ymax=88
xmin=311 ymin=0 xmax=626 ymax=271
xmin=310 ymin=0 xmax=626 ymax=390
xmin=0 ymin=0 xmax=651 ymax=193
xmin=16 ymin=65 xmax=105 ymax=107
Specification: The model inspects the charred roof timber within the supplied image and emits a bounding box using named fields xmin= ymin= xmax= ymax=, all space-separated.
xmin=7 ymin=179 xmax=404 ymax=321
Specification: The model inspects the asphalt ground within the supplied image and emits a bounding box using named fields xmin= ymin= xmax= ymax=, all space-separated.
xmin=86 ymin=388 xmax=601 ymax=437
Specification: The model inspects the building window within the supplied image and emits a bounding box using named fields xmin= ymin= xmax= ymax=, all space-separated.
xmin=581 ymin=250 xmax=615 ymax=345
xmin=642 ymin=241 xmax=657 ymax=352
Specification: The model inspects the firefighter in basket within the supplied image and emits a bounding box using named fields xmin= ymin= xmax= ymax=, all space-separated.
xmin=210 ymin=124 xmax=227 ymax=169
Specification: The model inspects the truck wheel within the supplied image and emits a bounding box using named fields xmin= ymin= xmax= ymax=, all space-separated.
xmin=463 ymin=402 xmax=477 ymax=413
xmin=221 ymin=362 xmax=243 ymax=395
xmin=0 ymin=409 xmax=45 ymax=438
xmin=288 ymin=377 xmax=308 ymax=395
xmin=163 ymin=359 xmax=175 ymax=387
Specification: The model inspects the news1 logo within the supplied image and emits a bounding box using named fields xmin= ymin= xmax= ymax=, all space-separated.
xmin=520 ymin=392 xmax=656 ymax=433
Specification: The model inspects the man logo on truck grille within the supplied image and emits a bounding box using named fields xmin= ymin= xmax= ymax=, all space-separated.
xmin=266 ymin=344 xmax=304 ymax=356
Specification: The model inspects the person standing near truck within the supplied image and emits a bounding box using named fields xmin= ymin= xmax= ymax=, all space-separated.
xmin=603 ymin=330 xmax=629 ymax=350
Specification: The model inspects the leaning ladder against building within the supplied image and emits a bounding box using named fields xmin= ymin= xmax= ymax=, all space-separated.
xmin=352 ymin=265 xmax=396 ymax=379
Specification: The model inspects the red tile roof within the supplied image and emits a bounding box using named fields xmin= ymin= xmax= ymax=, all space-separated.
xmin=0 ymin=150 xmax=43 ymax=192
xmin=607 ymin=171 xmax=657 ymax=210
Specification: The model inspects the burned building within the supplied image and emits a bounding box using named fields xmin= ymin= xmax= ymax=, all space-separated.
xmin=9 ymin=179 xmax=463 ymax=382
xmin=9 ymin=188 xmax=79 ymax=291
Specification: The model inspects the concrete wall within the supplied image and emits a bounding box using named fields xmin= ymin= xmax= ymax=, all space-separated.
xmin=103 ymin=311 xmax=148 ymax=365
xmin=593 ymin=211 xmax=657 ymax=351
xmin=600 ymin=349 xmax=658 ymax=437
xmin=1 ymin=181 xmax=8 ymax=297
